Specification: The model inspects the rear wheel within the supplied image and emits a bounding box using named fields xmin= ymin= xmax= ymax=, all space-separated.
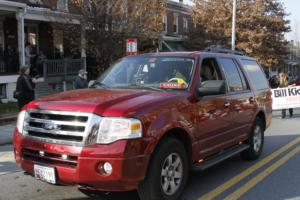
xmin=138 ymin=138 xmax=189 ymax=200
xmin=241 ymin=118 xmax=264 ymax=160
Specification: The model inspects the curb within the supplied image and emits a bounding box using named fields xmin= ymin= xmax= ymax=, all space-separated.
xmin=0 ymin=115 xmax=17 ymax=126
xmin=0 ymin=141 xmax=13 ymax=146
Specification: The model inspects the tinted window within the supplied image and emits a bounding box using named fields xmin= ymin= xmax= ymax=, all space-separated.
xmin=218 ymin=58 xmax=244 ymax=92
xmin=240 ymin=59 xmax=269 ymax=90
xmin=234 ymin=60 xmax=249 ymax=90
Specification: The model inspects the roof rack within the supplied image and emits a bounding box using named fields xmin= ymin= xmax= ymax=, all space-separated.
xmin=204 ymin=47 xmax=245 ymax=56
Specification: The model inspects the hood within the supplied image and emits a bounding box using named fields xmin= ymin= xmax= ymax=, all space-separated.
xmin=29 ymin=88 xmax=188 ymax=117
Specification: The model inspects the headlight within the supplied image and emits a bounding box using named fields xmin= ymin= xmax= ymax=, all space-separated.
xmin=86 ymin=116 xmax=142 ymax=145
xmin=97 ymin=117 xmax=142 ymax=144
xmin=16 ymin=110 xmax=27 ymax=134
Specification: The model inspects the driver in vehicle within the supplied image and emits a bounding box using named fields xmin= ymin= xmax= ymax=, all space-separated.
xmin=201 ymin=65 xmax=214 ymax=81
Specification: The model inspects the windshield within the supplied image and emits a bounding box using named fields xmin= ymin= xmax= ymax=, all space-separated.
xmin=92 ymin=56 xmax=195 ymax=91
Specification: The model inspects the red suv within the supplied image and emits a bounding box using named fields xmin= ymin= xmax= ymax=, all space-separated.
xmin=14 ymin=48 xmax=272 ymax=200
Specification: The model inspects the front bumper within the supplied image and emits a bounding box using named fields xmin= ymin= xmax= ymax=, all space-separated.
xmin=13 ymin=129 xmax=150 ymax=191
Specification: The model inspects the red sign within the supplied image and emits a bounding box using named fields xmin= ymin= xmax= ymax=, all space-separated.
xmin=126 ymin=38 xmax=138 ymax=56
xmin=160 ymin=82 xmax=186 ymax=89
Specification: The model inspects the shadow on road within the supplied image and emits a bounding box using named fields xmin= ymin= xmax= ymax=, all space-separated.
xmin=0 ymin=161 xmax=20 ymax=175
xmin=64 ymin=190 xmax=140 ymax=200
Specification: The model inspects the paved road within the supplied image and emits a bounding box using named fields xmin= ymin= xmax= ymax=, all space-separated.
xmin=1 ymin=112 xmax=300 ymax=200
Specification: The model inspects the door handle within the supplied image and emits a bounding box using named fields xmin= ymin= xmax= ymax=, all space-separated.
xmin=249 ymin=97 xmax=255 ymax=103
xmin=224 ymin=102 xmax=230 ymax=108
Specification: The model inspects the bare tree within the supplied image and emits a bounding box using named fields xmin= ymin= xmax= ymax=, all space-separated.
xmin=66 ymin=0 xmax=166 ymax=77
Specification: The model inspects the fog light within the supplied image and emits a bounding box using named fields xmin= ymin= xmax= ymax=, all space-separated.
xmin=62 ymin=154 xmax=68 ymax=160
xmin=103 ymin=162 xmax=113 ymax=175
xmin=97 ymin=162 xmax=113 ymax=175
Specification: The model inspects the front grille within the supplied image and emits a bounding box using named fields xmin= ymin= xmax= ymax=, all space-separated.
xmin=22 ymin=148 xmax=78 ymax=168
xmin=27 ymin=131 xmax=83 ymax=142
xmin=24 ymin=109 xmax=93 ymax=146
xmin=30 ymin=112 xmax=88 ymax=122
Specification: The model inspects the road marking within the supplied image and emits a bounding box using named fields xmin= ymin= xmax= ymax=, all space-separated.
xmin=224 ymin=144 xmax=300 ymax=200
xmin=198 ymin=135 xmax=300 ymax=200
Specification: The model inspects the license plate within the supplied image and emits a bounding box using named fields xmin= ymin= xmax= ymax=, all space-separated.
xmin=34 ymin=164 xmax=56 ymax=184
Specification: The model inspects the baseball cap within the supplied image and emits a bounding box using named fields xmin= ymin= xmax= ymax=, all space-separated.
xmin=79 ymin=69 xmax=88 ymax=75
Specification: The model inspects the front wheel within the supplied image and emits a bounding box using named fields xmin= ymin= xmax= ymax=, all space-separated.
xmin=138 ymin=138 xmax=189 ymax=200
xmin=241 ymin=118 xmax=264 ymax=160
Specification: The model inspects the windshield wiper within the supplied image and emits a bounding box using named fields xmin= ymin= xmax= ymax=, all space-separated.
xmin=91 ymin=81 xmax=110 ymax=88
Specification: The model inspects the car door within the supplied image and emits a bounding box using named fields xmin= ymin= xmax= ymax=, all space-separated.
xmin=193 ymin=57 xmax=234 ymax=159
xmin=217 ymin=57 xmax=256 ymax=143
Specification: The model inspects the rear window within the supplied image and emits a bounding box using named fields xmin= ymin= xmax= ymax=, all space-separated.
xmin=240 ymin=59 xmax=269 ymax=91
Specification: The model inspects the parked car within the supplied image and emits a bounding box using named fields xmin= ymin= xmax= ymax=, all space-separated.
xmin=14 ymin=48 xmax=272 ymax=200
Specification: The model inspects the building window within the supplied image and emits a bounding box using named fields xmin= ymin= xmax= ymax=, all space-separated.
xmin=25 ymin=24 xmax=38 ymax=47
xmin=183 ymin=17 xmax=188 ymax=32
xmin=57 ymin=0 xmax=68 ymax=12
xmin=173 ymin=14 xmax=179 ymax=33
xmin=163 ymin=15 xmax=168 ymax=32
xmin=0 ymin=84 xmax=6 ymax=99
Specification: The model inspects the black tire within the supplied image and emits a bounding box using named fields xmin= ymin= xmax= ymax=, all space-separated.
xmin=241 ymin=118 xmax=264 ymax=160
xmin=138 ymin=138 xmax=189 ymax=200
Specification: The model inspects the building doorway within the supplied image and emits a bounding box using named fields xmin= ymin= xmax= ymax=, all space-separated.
xmin=25 ymin=23 xmax=39 ymax=54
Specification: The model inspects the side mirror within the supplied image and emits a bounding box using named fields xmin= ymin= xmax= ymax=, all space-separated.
xmin=198 ymin=80 xmax=226 ymax=96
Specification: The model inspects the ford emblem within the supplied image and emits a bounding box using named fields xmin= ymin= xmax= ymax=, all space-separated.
xmin=42 ymin=122 xmax=58 ymax=131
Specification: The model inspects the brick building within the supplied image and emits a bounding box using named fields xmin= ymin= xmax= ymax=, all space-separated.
xmin=160 ymin=0 xmax=194 ymax=51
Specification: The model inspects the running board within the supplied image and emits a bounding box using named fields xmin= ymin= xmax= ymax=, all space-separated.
xmin=192 ymin=144 xmax=250 ymax=171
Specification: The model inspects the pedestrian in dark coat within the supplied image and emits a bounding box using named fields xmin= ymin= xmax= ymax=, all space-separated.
xmin=74 ymin=69 xmax=88 ymax=89
xmin=269 ymin=75 xmax=279 ymax=89
xmin=15 ymin=66 xmax=36 ymax=110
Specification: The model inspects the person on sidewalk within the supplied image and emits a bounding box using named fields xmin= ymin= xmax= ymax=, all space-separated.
xmin=279 ymin=72 xmax=295 ymax=118
xmin=15 ymin=66 xmax=37 ymax=110
xmin=74 ymin=69 xmax=88 ymax=89
xmin=269 ymin=74 xmax=279 ymax=88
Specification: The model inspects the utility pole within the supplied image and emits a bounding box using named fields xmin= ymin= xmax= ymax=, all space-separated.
xmin=231 ymin=0 xmax=237 ymax=51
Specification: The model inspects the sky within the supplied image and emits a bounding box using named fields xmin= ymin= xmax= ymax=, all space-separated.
xmin=282 ymin=0 xmax=300 ymax=42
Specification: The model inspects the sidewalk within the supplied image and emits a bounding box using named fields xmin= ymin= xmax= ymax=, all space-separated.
xmin=0 ymin=123 xmax=15 ymax=145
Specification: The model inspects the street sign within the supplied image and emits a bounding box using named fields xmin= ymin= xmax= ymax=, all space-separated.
xmin=126 ymin=38 xmax=138 ymax=56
